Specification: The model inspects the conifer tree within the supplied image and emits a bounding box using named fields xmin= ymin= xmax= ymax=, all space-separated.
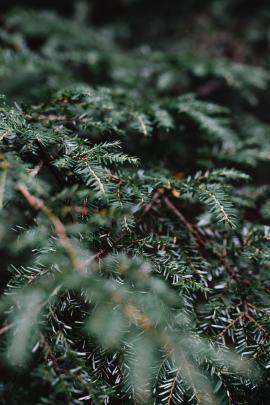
xmin=1 ymin=1 xmax=270 ymax=404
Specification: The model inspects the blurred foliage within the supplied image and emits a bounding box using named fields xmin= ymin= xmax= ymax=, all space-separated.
xmin=1 ymin=1 xmax=270 ymax=404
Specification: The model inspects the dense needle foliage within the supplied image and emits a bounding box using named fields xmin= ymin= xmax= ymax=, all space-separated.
xmin=1 ymin=1 xmax=270 ymax=403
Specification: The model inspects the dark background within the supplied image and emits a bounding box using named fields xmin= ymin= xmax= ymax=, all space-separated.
xmin=1 ymin=0 xmax=270 ymax=30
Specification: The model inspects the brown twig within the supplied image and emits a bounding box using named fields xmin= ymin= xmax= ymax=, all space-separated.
xmin=0 ymin=323 xmax=14 ymax=336
xmin=163 ymin=196 xmax=240 ymax=283
xmin=40 ymin=333 xmax=61 ymax=371
xmin=218 ymin=303 xmax=269 ymax=340
xmin=163 ymin=196 xmax=204 ymax=247
xmin=219 ymin=314 xmax=244 ymax=337
xmin=138 ymin=188 xmax=164 ymax=220
xmin=40 ymin=332 xmax=71 ymax=393
xmin=17 ymin=184 xmax=82 ymax=272
xmin=245 ymin=313 xmax=269 ymax=339
xmin=27 ymin=160 xmax=44 ymax=177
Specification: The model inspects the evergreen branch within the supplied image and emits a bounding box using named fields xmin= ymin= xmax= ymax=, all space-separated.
xmin=197 ymin=185 xmax=237 ymax=228
xmin=0 ymin=4 xmax=269 ymax=403
xmin=86 ymin=163 xmax=106 ymax=194
xmin=244 ymin=312 xmax=270 ymax=340
xmin=163 ymin=195 xmax=240 ymax=282
xmin=90 ymin=189 xmax=165 ymax=263
xmin=16 ymin=184 xmax=82 ymax=272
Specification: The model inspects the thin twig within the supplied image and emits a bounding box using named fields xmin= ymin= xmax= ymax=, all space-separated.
xmin=218 ymin=303 xmax=270 ymax=340
xmin=17 ymin=184 xmax=82 ymax=272
xmin=163 ymin=196 xmax=240 ymax=282
xmin=0 ymin=323 xmax=14 ymax=336
xmin=138 ymin=188 xmax=164 ymax=220
xmin=27 ymin=160 xmax=44 ymax=177
xmin=245 ymin=313 xmax=269 ymax=339
xmin=219 ymin=314 xmax=244 ymax=337
xmin=163 ymin=196 xmax=204 ymax=247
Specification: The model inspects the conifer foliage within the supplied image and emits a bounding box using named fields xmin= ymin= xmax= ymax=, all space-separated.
xmin=1 ymin=1 xmax=270 ymax=404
